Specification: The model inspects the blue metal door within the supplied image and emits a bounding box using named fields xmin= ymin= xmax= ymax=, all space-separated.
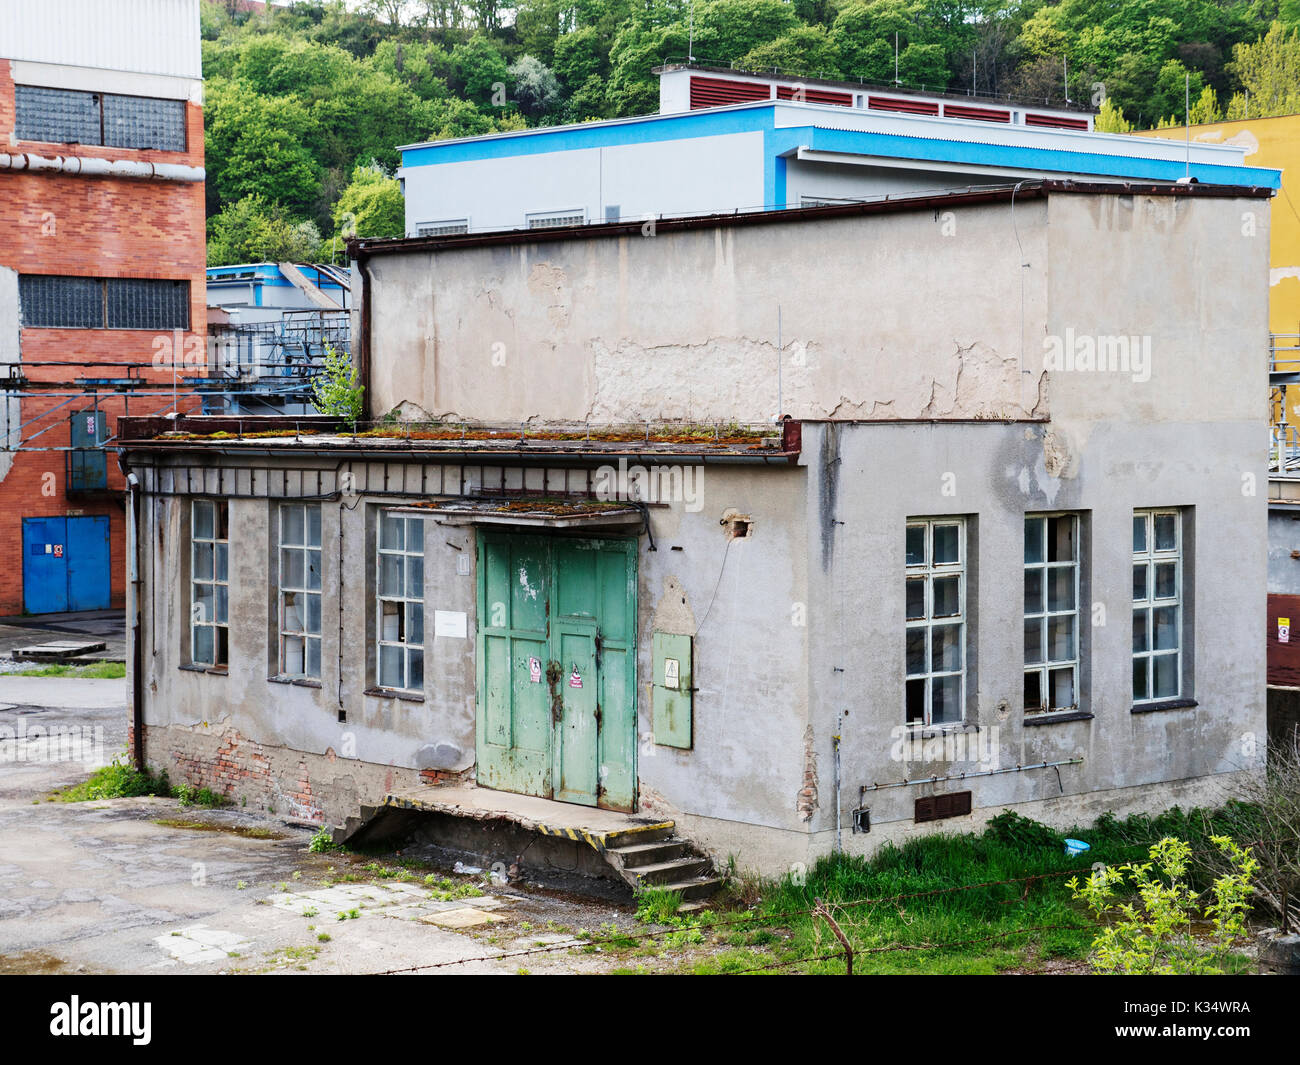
xmin=67 ymin=516 xmax=111 ymax=611
xmin=21 ymin=515 xmax=111 ymax=614
xmin=22 ymin=517 xmax=68 ymax=614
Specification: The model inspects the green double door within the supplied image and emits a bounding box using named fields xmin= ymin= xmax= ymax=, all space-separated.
xmin=476 ymin=533 xmax=638 ymax=811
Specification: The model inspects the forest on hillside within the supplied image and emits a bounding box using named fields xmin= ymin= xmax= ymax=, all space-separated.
xmin=201 ymin=0 xmax=1300 ymax=263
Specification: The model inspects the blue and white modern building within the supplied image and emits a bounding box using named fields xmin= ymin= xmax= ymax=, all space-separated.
xmin=398 ymin=63 xmax=1281 ymax=237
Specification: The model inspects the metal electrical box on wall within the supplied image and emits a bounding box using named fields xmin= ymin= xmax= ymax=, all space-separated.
xmin=652 ymin=631 xmax=693 ymax=749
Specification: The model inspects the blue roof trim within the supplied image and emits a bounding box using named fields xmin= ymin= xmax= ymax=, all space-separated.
xmin=400 ymin=104 xmax=1280 ymax=190
xmin=777 ymin=124 xmax=1282 ymax=188
xmin=401 ymin=108 xmax=768 ymax=166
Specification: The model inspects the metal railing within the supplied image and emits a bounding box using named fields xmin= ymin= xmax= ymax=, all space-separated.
xmin=1271 ymin=334 xmax=1300 ymax=376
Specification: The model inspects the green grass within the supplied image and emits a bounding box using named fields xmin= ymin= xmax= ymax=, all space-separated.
xmin=14 ymin=661 xmax=126 ymax=679
xmin=663 ymin=805 xmax=1270 ymax=976
xmin=49 ymin=758 xmax=169 ymax=802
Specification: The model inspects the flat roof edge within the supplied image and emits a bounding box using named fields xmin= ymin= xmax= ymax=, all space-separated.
xmin=351 ymin=180 xmax=1273 ymax=258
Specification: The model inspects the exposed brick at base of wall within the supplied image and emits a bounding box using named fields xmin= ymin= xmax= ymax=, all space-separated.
xmin=141 ymin=723 xmax=471 ymax=825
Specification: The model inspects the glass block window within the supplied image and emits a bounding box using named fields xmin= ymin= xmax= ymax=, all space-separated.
xmin=1133 ymin=509 xmax=1182 ymax=702
xmin=14 ymin=86 xmax=101 ymax=145
xmin=104 ymin=93 xmax=186 ymax=150
xmin=19 ymin=276 xmax=188 ymax=330
xmin=905 ymin=518 xmax=966 ymax=726
xmin=14 ymin=85 xmax=185 ymax=150
xmin=191 ymin=500 xmax=230 ymax=668
xmin=106 ymin=278 xmax=190 ymax=330
xmin=1024 ymin=514 xmax=1080 ymax=714
xmin=376 ymin=512 xmax=424 ymax=691
xmin=18 ymin=275 xmax=104 ymax=328
xmin=417 ymin=220 xmax=469 ymax=236
xmin=279 ymin=504 xmax=322 ymax=679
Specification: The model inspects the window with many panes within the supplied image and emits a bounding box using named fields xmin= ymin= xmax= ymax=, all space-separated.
xmin=14 ymin=85 xmax=186 ymax=151
xmin=377 ymin=512 xmax=424 ymax=691
xmin=905 ymin=518 xmax=966 ymax=725
xmin=191 ymin=500 xmax=229 ymax=667
xmin=18 ymin=275 xmax=189 ymax=330
xmin=1133 ymin=509 xmax=1182 ymax=702
xmin=279 ymin=504 xmax=322 ymax=679
xmin=1024 ymin=514 xmax=1080 ymax=714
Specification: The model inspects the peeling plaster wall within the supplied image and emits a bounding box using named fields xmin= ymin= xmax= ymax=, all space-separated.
xmin=636 ymin=465 xmax=812 ymax=833
xmin=139 ymin=467 xmax=479 ymax=820
xmin=366 ymin=201 xmax=1051 ymax=425
xmin=798 ymin=413 xmax=1266 ymax=856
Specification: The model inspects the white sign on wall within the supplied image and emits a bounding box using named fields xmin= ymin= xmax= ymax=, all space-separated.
xmin=434 ymin=610 xmax=468 ymax=639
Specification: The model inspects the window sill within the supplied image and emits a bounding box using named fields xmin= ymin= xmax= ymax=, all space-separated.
xmin=364 ymin=686 xmax=425 ymax=704
xmin=1131 ymin=698 xmax=1198 ymax=714
xmin=268 ymin=675 xmax=323 ymax=689
xmin=904 ymin=722 xmax=981 ymax=739
xmin=179 ymin=663 xmax=227 ymax=676
xmin=1024 ymin=710 xmax=1094 ymax=726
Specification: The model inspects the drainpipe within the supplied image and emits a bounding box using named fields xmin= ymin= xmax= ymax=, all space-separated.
xmin=126 ymin=469 xmax=144 ymax=769
xmin=833 ymin=732 xmax=842 ymax=854
xmin=353 ymin=249 xmax=372 ymax=420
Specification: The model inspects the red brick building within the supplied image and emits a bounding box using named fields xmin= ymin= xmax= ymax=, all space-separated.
xmin=0 ymin=1 xmax=206 ymax=615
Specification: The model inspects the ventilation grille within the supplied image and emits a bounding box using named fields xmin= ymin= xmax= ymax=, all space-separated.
xmin=776 ymin=85 xmax=853 ymax=107
xmin=1025 ymin=113 xmax=1089 ymax=130
xmin=867 ymin=94 xmax=940 ymax=116
xmin=914 ymin=791 xmax=973 ymax=823
xmin=943 ymin=103 xmax=1011 ymax=123
xmin=689 ymin=76 xmax=770 ymax=109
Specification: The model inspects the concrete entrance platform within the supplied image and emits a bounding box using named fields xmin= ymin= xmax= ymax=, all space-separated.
xmin=341 ymin=784 xmax=722 ymax=907
xmin=381 ymin=783 xmax=673 ymax=850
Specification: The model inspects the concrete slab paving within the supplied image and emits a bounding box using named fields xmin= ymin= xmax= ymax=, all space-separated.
xmin=0 ymin=693 xmax=641 ymax=975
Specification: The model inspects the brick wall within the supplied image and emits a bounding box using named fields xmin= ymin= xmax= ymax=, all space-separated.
xmin=0 ymin=58 xmax=207 ymax=615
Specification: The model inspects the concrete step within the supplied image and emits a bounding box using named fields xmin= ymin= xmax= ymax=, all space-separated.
xmin=657 ymin=876 xmax=723 ymax=902
xmin=605 ymin=839 xmax=689 ymax=868
xmin=601 ymin=823 xmax=676 ymax=849
xmin=632 ymin=857 xmax=713 ymax=885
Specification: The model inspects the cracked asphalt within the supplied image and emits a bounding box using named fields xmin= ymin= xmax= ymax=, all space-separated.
xmin=0 ymin=677 xmax=634 ymax=975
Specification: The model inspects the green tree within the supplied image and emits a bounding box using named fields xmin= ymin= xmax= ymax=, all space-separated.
xmin=509 ymin=55 xmax=562 ymax=118
xmin=1094 ymin=96 xmax=1134 ymax=132
xmin=1228 ymin=21 xmax=1300 ymax=117
xmin=1148 ymin=59 xmax=1204 ymax=124
xmin=739 ymin=26 xmax=842 ymax=76
xmin=312 ymin=343 xmax=365 ymax=422
xmin=204 ymin=79 xmax=322 ymax=218
xmin=332 ymin=164 xmax=406 ymax=242
xmin=450 ymin=34 xmax=511 ymax=105
xmin=207 ymin=195 xmax=324 ymax=266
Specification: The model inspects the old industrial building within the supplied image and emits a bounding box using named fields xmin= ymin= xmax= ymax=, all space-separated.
xmin=0 ymin=0 xmax=206 ymax=615
xmin=119 ymin=178 xmax=1271 ymax=882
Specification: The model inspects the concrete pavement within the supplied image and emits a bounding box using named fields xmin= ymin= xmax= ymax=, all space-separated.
xmin=0 ymin=687 xmax=633 ymax=974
